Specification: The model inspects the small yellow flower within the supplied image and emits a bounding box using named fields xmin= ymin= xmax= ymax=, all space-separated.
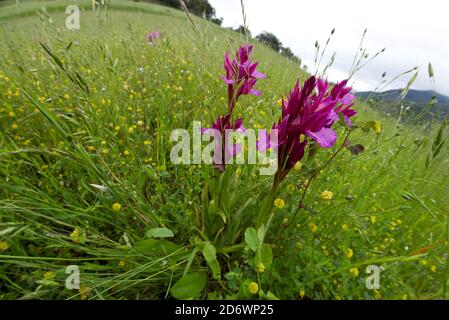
xmin=346 ymin=248 xmax=353 ymax=259
xmin=299 ymin=290 xmax=305 ymax=298
xmin=128 ymin=127 xmax=134 ymax=134
xmin=276 ymin=98 xmax=283 ymax=107
xmin=309 ymin=223 xmax=318 ymax=233
xmin=64 ymin=94 xmax=70 ymax=100
xmin=293 ymin=161 xmax=302 ymax=171
xmin=123 ymin=150 xmax=130 ymax=156
xmin=43 ymin=271 xmax=55 ymax=280
xmin=86 ymin=145 xmax=96 ymax=152
xmin=320 ymin=190 xmax=333 ymax=201
xmin=370 ymin=215 xmax=377 ymax=224
xmin=119 ymin=260 xmax=126 ymax=268
xmin=8 ymin=111 xmax=15 ymax=117
xmin=248 ymin=282 xmax=259 ymax=295
xmin=374 ymin=289 xmax=381 ymax=300
xmin=287 ymin=184 xmax=296 ymax=192
xmin=79 ymin=286 xmax=92 ymax=300
xmin=401 ymin=294 xmax=408 ymax=300
xmin=0 ymin=241 xmax=9 ymax=251
xmin=70 ymin=228 xmax=81 ymax=243
xmin=430 ymin=265 xmax=437 ymax=272
xmin=374 ymin=121 xmax=381 ymax=134
xmin=420 ymin=259 xmax=428 ymax=266
xmin=114 ymin=126 xmax=121 ymax=132
xmin=144 ymin=140 xmax=151 ymax=145
xmin=256 ymin=262 xmax=265 ymax=273
xmin=112 ymin=203 xmax=121 ymax=212
xmin=342 ymin=224 xmax=349 ymax=231
xmin=274 ymin=198 xmax=285 ymax=209
xmin=349 ymin=267 xmax=359 ymax=277
xmin=11 ymin=123 xmax=18 ymax=130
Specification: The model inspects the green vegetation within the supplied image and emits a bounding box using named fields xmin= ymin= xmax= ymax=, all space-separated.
xmin=0 ymin=0 xmax=448 ymax=300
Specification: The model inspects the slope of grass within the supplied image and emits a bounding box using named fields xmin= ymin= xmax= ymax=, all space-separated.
xmin=0 ymin=1 xmax=448 ymax=300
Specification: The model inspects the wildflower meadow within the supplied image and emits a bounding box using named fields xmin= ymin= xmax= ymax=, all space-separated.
xmin=0 ymin=0 xmax=448 ymax=302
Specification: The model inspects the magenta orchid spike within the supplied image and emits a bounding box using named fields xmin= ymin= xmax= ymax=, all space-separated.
xmin=258 ymin=76 xmax=357 ymax=182
xmin=147 ymin=31 xmax=161 ymax=45
xmin=203 ymin=44 xmax=264 ymax=172
xmin=222 ymin=44 xmax=265 ymax=112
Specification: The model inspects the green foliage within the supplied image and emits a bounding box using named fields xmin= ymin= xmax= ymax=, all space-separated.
xmin=0 ymin=0 xmax=448 ymax=301
xmin=256 ymin=31 xmax=283 ymax=52
xmin=170 ymin=272 xmax=207 ymax=299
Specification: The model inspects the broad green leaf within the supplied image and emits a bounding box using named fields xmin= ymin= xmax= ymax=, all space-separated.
xmin=145 ymin=227 xmax=174 ymax=238
xmin=256 ymin=244 xmax=273 ymax=269
xmin=244 ymin=227 xmax=259 ymax=252
xmin=202 ymin=242 xmax=220 ymax=280
xmin=202 ymin=242 xmax=216 ymax=263
xmin=170 ymin=272 xmax=207 ymax=299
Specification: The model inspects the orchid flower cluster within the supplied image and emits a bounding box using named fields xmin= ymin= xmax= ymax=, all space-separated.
xmin=147 ymin=31 xmax=162 ymax=45
xmin=202 ymin=44 xmax=265 ymax=171
xmin=204 ymin=44 xmax=357 ymax=183
xmin=258 ymin=77 xmax=357 ymax=183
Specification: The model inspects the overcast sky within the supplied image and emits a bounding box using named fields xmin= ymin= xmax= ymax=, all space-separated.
xmin=209 ymin=0 xmax=449 ymax=95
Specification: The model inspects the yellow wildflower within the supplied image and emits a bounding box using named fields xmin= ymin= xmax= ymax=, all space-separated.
xmin=293 ymin=161 xmax=302 ymax=171
xmin=112 ymin=203 xmax=121 ymax=212
xmin=257 ymin=262 xmax=265 ymax=273
xmin=309 ymin=223 xmax=318 ymax=233
xmin=70 ymin=228 xmax=81 ymax=243
xmin=374 ymin=121 xmax=381 ymax=134
xmin=374 ymin=289 xmax=381 ymax=300
xmin=370 ymin=215 xmax=377 ymax=224
xmin=123 ymin=150 xmax=130 ymax=156
xmin=320 ymin=190 xmax=333 ymax=201
xmin=248 ymin=282 xmax=259 ymax=295
xmin=11 ymin=123 xmax=18 ymax=130
xmin=347 ymin=248 xmax=353 ymax=259
xmin=119 ymin=260 xmax=126 ymax=268
xmin=274 ymin=198 xmax=285 ymax=209
xmin=0 ymin=241 xmax=9 ymax=251
xmin=431 ymin=265 xmax=437 ymax=272
xmin=349 ymin=267 xmax=359 ymax=277
xmin=43 ymin=271 xmax=55 ymax=280
xmin=299 ymin=290 xmax=305 ymax=298
xmin=79 ymin=286 xmax=91 ymax=300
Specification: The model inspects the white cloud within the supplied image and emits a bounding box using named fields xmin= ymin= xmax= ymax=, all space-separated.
xmin=209 ymin=0 xmax=449 ymax=95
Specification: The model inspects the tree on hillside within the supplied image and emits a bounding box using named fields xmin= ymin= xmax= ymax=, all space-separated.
xmin=149 ymin=0 xmax=222 ymax=25
xmin=184 ymin=0 xmax=215 ymax=20
xmin=255 ymin=31 xmax=282 ymax=52
xmin=281 ymin=46 xmax=301 ymax=64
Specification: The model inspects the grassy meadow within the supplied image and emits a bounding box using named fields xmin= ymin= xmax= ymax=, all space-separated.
xmin=0 ymin=0 xmax=448 ymax=300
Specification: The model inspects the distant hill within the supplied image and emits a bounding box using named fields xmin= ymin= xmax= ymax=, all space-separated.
xmin=356 ymin=89 xmax=449 ymax=121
